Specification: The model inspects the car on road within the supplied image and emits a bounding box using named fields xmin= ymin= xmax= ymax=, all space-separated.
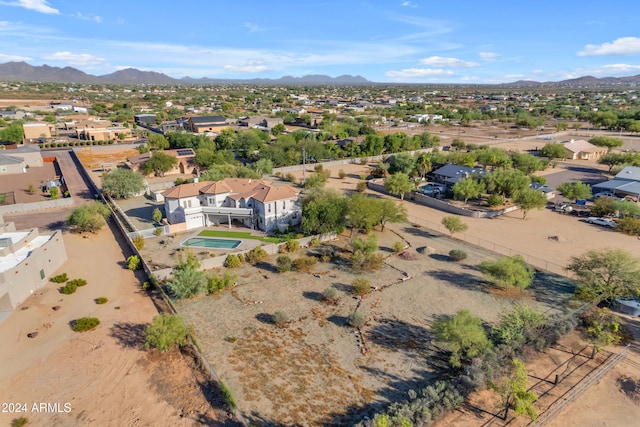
xmin=585 ymin=217 xmax=617 ymax=228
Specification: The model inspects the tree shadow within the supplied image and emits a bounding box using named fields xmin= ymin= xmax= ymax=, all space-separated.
xmin=529 ymin=271 xmax=576 ymax=307
xmin=302 ymin=291 xmax=322 ymax=301
xmin=367 ymin=318 xmax=433 ymax=353
xmin=402 ymin=226 xmax=440 ymax=238
xmin=428 ymin=269 xmax=483 ymax=291
xmin=109 ymin=322 xmax=147 ymax=348
xmin=331 ymin=282 xmax=353 ymax=293
xmin=429 ymin=253 xmax=450 ymax=262
xmin=327 ymin=314 xmax=349 ymax=327
xmin=255 ymin=313 xmax=274 ymax=325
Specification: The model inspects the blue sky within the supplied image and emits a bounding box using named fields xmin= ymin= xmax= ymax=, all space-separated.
xmin=1 ymin=0 xmax=640 ymax=83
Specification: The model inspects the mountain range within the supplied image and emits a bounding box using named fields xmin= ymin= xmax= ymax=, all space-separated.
xmin=1 ymin=61 xmax=640 ymax=88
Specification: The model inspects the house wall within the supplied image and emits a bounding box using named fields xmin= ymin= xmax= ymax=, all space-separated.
xmin=0 ymin=161 xmax=26 ymax=175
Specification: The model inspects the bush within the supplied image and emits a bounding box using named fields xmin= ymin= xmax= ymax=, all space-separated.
xmin=144 ymin=313 xmax=189 ymax=351
xmin=51 ymin=273 xmax=68 ymax=283
xmin=60 ymin=282 xmax=78 ymax=294
xmin=132 ymin=235 xmax=145 ymax=250
xmin=616 ymin=217 xmax=640 ymax=236
xmin=392 ymin=241 xmax=405 ymax=253
xmin=126 ymin=255 xmax=141 ymax=270
xmin=219 ymin=380 xmax=238 ymax=412
xmin=73 ymin=317 xmax=100 ymax=332
xmin=292 ymin=256 xmax=317 ymax=272
xmin=449 ymin=249 xmax=468 ymax=262
xmin=224 ymin=254 xmax=243 ymax=268
xmin=285 ymin=173 xmax=296 ymax=183
xmin=272 ymin=310 xmax=289 ymax=325
xmin=356 ymin=181 xmax=367 ymax=193
xmin=338 ymin=169 xmax=347 ymax=179
xmin=347 ymin=312 xmax=366 ymax=328
xmin=208 ymin=271 xmax=237 ymax=294
xmin=245 ymin=246 xmax=268 ymax=264
xmin=321 ymin=287 xmax=338 ymax=302
xmin=69 ymin=278 xmax=88 ymax=287
xmin=280 ymin=239 xmax=300 ymax=253
xmin=154 ymin=227 xmax=163 ymax=236
xmin=276 ymin=255 xmax=292 ymax=272
xmin=11 ymin=417 xmax=28 ymax=427
xmin=487 ymin=193 xmax=505 ymax=207
xmin=95 ymin=297 xmax=108 ymax=304
xmin=352 ymin=278 xmax=371 ymax=296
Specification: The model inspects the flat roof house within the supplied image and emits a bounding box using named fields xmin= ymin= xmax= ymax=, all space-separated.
xmin=187 ymin=116 xmax=230 ymax=134
xmin=592 ymin=166 xmax=640 ymax=200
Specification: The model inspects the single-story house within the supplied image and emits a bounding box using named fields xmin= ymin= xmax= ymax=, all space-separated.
xmin=592 ymin=166 xmax=640 ymax=200
xmin=134 ymin=114 xmax=157 ymax=125
xmin=563 ymin=139 xmax=607 ymax=161
xmin=431 ymin=164 xmax=489 ymax=187
xmin=187 ymin=116 xmax=230 ymax=133
xmin=22 ymin=123 xmax=52 ymax=141
xmin=0 ymin=145 xmax=43 ymax=175
xmin=163 ymin=178 xmax=301 ymax=232
xmin=126 ymin=148 xmax=197 ymax=176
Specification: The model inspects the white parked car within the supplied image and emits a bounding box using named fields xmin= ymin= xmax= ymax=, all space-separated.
xmin=586 ymin=217 xmax=617 ymax=228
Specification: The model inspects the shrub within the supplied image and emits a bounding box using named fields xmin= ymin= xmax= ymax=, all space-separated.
xmin=272 ymin=310 xmax=289 ymax=325
xmin=356 ymin=181 xmax=367 ymax=193
xmin=280 ymin=238 xmax=300 ymax=253
xmin=154 ymin=227 xmax=163 ymax=236
xmin=285 ymin=173 xmax=296 ymax=183
xmin=616 ymin=218 xmax=640 ymax=236
xmin=352 ymin=278 xmax=371 ymax=296
xmin=95 ymin=297 xmax=108 ymax=304
xmin=276 ymin=255 xmax=292 ymax=272
xmin=132 ymin=235 xmax=145 ymax=250
xmin=348 ymin=312 xmax=366 ymax=328
xmin=309 ymin=237 xmax=320 ymax=247
xmin=392 ymin=241 xmax=405 ymax=253
xmin=219 ymin=380 xmax=238 ymax=412
xmin=224 ymin=254 xmax=243 ymax=268
xmin=321 ymin=287 xmax=338 ymax=302
xmin=144 ymin=313 xmax=189 ymax=351
xmin=487 ymin=193 xmax=505 ymax=207
xmin=245 ymin=246 xmax=268 ymax=264
xmin=60 ymin=282 xmax=78 ymax=294
xmin=73 ymin=317 xmax=100 ymax=332
xmin=69 ymin=278 xmax=88 ymax=287
xmin=292 ymin=256 xmax=317 ymax=272
xmin=27 ymin=183 xmax=37 ymax=195
xmin=338 ymin=169 xmax=346 ymax=179
xmin=208 ymin=271 xmax=237 ymax=294
xmin=51 ymin=273 xmax=68 ymax=283
xmin=449 ymin=249 xmax=468 ymax=262
xmin=11 ymin=417 xmax=28 ymax=427
xmin=126 ymin=255 xmax=141 ymax=270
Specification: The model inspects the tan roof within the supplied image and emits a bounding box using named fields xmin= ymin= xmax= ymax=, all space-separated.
xmin=163 ymin=178 xmax=294 ymax=203
xmin=246 ymin=185 xmax=300 ymax=203
xmin=563 ymin=139 xmax=602 ymax=154
xmin=162 ymin=182 xmax=210 ymax=199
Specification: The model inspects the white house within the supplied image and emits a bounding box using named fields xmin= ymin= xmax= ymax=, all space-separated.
xmin=163 ymin=178 xmax=301 ymax=232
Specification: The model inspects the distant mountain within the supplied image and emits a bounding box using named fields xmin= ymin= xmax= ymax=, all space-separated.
xmin=1 ymin=61 xmax=640 ymax=87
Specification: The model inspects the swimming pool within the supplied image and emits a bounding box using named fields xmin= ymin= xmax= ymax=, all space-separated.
xmin=181 ymin=237 xmax=241 ymax=249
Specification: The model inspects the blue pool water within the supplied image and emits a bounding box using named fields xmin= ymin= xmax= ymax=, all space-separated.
xmin=181 ymin=237 xmax=241 ymax=249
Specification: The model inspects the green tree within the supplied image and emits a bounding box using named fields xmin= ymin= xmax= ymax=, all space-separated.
xmin=442 ymin=216 xmax=469 ymax=236
xmin=271 ymin=123 xmax=286 ymax=136
xmin=347 ymin=194 xmax=382 ymax=233
xmin=147 ymin=133 xmax=169 ymax=150
xmin=598 ymin=153 xmax=626 ymax=173
xmin=540 ymin=142 xmax=566 ymax=160
xmin=589 ymin=136 xmax=624 ymax=152
xmin=0 ymin=122 xmax=25 ymax=143
xmin=377 ymin=198 xmax=407 ymax=232
xmin=492 ymin=305 xmax=547 ymax=347
xmin=101 ymin=168 xmax=145 ymax=199
xmin=144 ymin=313 xmax=189 ymax=352
xmin=476 ymin=147 xmax=511 ymax=170
xmin=479 ymin=255 xmax=535 ymax=291
xmin=611 ymin=200 xmax=640 ymax=218
xmin=351 ymin=235 xmax=383 ymax=272
xmin=492 ymin=359 xmax=538 ymax=422
xmin=152 ymin=207 xmax=163 ymax=224
xmin=590 ymin=196 xmax=616 ymax=217
xmin=253 ymin=158 xmax=273 ymax=175
xmin=384 ymin=172 xmax=414 ymax=201
xmin=301 ymin=187 xmax=348 ymax=235
xmin=484 ymin=169 xmax=530 ymax=198
xmin=453 ymin=177 xmax=486 ymax=205
xmin=511 ymin=153 xmax=547 ymax=175
xmin=514 ymin=188 xmax=548 ymax=219
xmin=166 ymin=264 xmax=208 ymax=299
xmin=433 ymin=309 xmax=491 ymax=368
xmin=67 ymin=202 xmax=110 ymax=233
xmin=567 ymin=248 xmax=640 ymax=304
xmin=556 ymin=181 xmax=592 ymax=201
xmin=140 ymin=151 xmax=177 ymax=177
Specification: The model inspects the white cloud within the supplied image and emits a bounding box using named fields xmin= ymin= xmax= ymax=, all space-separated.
xmin=43 ymin=51 xmax=106 ymax=66
xmin=579 ymin=37 xmax=640 ymax=56
xmin=479 ymin=51 xmax=499 ymax=62
xmin=0 ymin=0 xmax=59 ymax=14
xmin=0 ymin=53 xmax=31 ymax=61
xmin=419 ymin=56 xmax=478 ymax=68
xmin=244 ymin=22 xmax=264 ymax=34
xmin=401 ymin=1 xmax=417 ymax=7
xmin=74 ymin=12 xmax=102 ymax=23
xmin=223 ymin=64 xmax=270 ymax=73
xmin=385 ymin=68 xmax=454 ymax=79
xmin=601 ymin=63 xmax=640 ymax=73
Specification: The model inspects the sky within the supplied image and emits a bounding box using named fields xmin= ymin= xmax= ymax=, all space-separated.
xmin=0 ymin=0 xmax=640 ymax=84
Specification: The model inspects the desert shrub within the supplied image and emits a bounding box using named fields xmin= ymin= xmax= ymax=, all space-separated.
xmin=285 ymin=172 xmax=296 ymax=183
xmin=11 ymin=417 xmax=28 ymax=427
xmin=60 ymin=282 xmax=78 ymax=295
xmin=356 ymin=181 xmax=367 ymax=193
xmin=144 ymin=313 xmax=189 ymax=351
xmin=292 ymin=256 xmax=317 ymax=272
xmin=208 ymin=271 xmax=237 ymax=294
xmin=491 ymin=305 xmax=547 ymax=347
xmin=272 ymin=310 xmax=289 ymax=325
xmin=245 ymin=246 xmax=268 ymax=264
xmin=479 ymin=255 xmax=535 ymax=291
xmin=27 ymin=184 xmax=37 ymax=194
xmin=352 ymin=278 xmax=371 ymax=296
xmin=167 ymin=265 xmax=208 ymax=299
xmin=318 ymin=245 xmax=335 ymax=262
xmin=347 ymin=312 xmax=366 ymax=328
xmin=69 ymin=278 xmax=88 ymax=287
xmin=449 ymin=249 xmax=468 ymax=262
xmin=132 ymin=235 xmax=145 ymax=250
xmin=73 ymin=317 xmax=100 ymax=332
xmin=392 ymin=241 xmax=405 ymax=253
xmin=142 ymin=281 xmax=151 ymax=291
xmin=309 ymin=237 xmax=320 ymax=247
xmin=280 ymin=239 xmax=300 ymax=253
xmin=95 ymin=297 xmax=108 ymax=304
xmin=219 ymin=381 xmax=238 ymax=412
xmin=224 ymin=254 xmax=243 ymax=268
xmin=321 ymin=287 xmax=338 ymax=302
xmin=51 ymin=273 xmax=68 ymax=283
xmin=487 ymin=193 xmax=505 ymax=207
xmin=126 ymin=255 xmax=141 ymax=270
xmin=616 ymin=218 xmax=640 ymax=236
xmin=338 ymin=169 xmax=346 ymax=179
xmin=351 ymin=235 xmax=383 ymax=272
xmin=580 ymin=307 xmax=623 ymax=349
xmin=154 ymin=227 xmax=163 ymax=236
xmin=276 ymin=254 xmax=292 ymax=272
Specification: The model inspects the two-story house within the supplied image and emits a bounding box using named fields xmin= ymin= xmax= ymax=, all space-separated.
xmin=163 ymin=178 xmax=301 ymax=232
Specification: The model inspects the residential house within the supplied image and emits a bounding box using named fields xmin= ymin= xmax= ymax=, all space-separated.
xmin=134 ymin=114 xmax=157 ymax=125
xmin=0 ymin=145 xmax=44 ymax=174
xmin=592 ymin=166 xmax=640 ymax=200
xmin=163 ymin=178 xmax=301 ymax=233
xmin=0 ymin=215 xmax=67 ymax=323
xmin=239 ymin=116 xmax=283 ymax=131
xmin=187 ymin=115 xmax=230 ymax=133
xmin=431 ymin=164 xmax=489 ymax=187
xmin=563 ymin=139 xmax=607 ymax=161
xmin=126 ymin=148 xmax=197 ymax=176
xmin=22 ymin=122 xmax=52 ymax=141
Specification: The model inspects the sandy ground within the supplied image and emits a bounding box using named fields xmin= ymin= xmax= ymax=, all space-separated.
xmin=0 ymin=223 xmax=234 ymax=427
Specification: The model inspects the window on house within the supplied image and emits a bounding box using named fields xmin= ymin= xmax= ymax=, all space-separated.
xmin=268 ymin=204 xmax=271 ymax=213
xmin=283 ymin=201 xmax=286 ymax=209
